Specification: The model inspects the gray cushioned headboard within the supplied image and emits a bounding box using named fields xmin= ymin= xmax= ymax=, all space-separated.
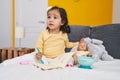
xmin=91 ymin=24 xmax=120 ymax=59
xmin=68 ymin=25 xmax=90 ymax=42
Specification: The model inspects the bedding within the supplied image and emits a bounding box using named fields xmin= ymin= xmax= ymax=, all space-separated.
xmin=0 ymin=52 xmax=120 ymax=80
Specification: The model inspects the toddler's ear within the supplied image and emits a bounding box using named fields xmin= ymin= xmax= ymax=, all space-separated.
xmin=61 ymin=22 xmax=64 ymax=26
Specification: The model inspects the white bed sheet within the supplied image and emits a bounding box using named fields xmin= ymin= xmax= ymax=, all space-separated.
xmin=0 ymin=52 xmax=120 ymax=80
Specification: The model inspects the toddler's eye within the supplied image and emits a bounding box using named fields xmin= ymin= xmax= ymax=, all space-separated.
xmin=54 ymin=17 xmax=57 ymax=19
xmin=47 ymin=16 xmax=51 ymax=19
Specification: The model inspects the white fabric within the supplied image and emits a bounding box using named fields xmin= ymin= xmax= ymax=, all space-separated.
xmin=0 ymin=53 xmax=120 ymax=80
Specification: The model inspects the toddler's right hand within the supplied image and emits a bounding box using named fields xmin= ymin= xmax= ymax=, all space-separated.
xmin=35 ymin=53 xmax=42 ymax=60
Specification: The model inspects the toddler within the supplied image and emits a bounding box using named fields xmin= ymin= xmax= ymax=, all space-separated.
xmin=35 ymin=6 xmax=79 ymax=70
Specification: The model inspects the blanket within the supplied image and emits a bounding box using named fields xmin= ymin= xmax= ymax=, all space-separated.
xmin=71 ymin=37 xmax=114 ymax=62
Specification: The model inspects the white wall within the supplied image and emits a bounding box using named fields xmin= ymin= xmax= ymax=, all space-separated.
xmin=112 ymin=0 xmax=120 ymax=23
xmin=0 ymin=0 xmax=12 ymax=48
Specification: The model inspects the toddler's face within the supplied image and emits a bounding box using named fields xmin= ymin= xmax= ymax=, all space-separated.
xmin=78 ymin=41 xmax=87 ymax=51
xmin=47 ymin=9 xmax=63 ymax=32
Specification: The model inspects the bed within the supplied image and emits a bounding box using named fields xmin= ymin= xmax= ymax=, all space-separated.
xmin=0 ymin=52 xmax=120 ymax=80
xmin=1 ymin=24 xmax=120 ymax=80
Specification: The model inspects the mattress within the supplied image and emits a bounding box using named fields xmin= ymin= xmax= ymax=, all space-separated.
xmin=0 ymin=52 xmax=120 ymax=80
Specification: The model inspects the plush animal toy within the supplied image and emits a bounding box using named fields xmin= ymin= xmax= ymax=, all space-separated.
xmin=84 ymin=37 xmax=114 ymax=61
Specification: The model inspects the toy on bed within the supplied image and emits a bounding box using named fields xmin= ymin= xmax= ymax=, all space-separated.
xmin=84 ymin=37 xmax=114 ymax=61
xmin=72 ymin=38 xmax=94 ymax=69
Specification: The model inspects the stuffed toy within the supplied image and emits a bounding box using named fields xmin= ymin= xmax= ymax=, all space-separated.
xmin=83 ymin=37 xmax=114 ymax=61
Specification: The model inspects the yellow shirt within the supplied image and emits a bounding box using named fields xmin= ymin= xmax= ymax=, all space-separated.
xmin=36 ymin=30 xmax=79 ymax=58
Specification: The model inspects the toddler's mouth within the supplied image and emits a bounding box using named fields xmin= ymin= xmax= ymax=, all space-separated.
xmin=49 ymin=23 xmax=54 ymax=26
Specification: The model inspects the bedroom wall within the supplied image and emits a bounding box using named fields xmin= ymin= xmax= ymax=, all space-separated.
xmin=0 ymin=0 xmax=12 ymax=48
xmin=49 ymin=0 xmax=113 ymax=26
